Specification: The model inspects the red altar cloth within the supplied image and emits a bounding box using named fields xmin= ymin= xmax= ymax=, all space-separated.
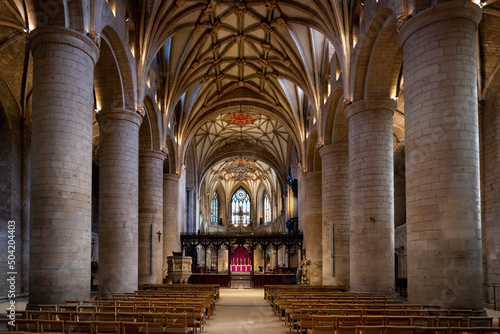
xmin=230 ymin=247 xmax=252 ymax=272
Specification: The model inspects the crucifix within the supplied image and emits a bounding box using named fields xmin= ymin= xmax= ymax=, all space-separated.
xmin=237 ymin=205 xmax=245 ymax=232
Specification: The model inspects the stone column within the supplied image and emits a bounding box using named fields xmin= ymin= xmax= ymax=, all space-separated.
xmin=97 ymin=108 xmax=142 ymax=295
xmin=163 ymin=173 xmax=180 ymax=273
xmin=186 ymin=187 xmax=195 ymax=233
xmin=178 ymin=170 xmax=187 ymax=234
xmin=482 ymin=100 xmax=500 ymax=305
xmin=398 ymin=1 xmax=483 ymax=309
xmin=320 ymin=143 xmax=350 ymax=287
xmin=138 ymin=150 xmax=165 ymax=286
xmin=346 ymin=98 xmax=395 ymax=293
xmin=28 ymin=27 xmax=99 ymax=305
xmin=298 ymin=171 xmax=322 ymax=285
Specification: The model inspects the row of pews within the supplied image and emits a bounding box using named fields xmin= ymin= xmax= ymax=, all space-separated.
xmin=264 ymin=285 xmax=499 ymax=334
xmin=2 ymin=284 xmax=220 ymax=334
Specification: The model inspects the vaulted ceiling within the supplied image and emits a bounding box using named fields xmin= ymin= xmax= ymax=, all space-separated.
xmin=137 ymin=0 xmax=340 ymax=187
xmin=0 ymin=0 xmax=30 ymax=123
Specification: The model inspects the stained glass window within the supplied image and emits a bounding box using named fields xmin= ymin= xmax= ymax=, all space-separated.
xmin=210 ymin=192 xmax=218 ymax=224
xmin=264 ymin=192 xmax=271 ymax=223
xmin=231 ymin=188 xmax=251 ymax=225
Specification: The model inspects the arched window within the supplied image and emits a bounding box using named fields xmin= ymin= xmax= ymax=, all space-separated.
xmin=264 ymin=192 xmax=271 ymax=223
xmin=210 ymin=192 xmax=218 ymax=224
xmin=231 ymin=188 xmax=251 ymax=225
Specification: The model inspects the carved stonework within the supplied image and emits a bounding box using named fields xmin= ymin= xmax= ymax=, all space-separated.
xmin=235 ymin=34 xmax=246 ymax=44
xmin=260 ymin=22 xmax=272 ymax=34
xmin=209 ymin=21 xmax=221 ymax=35
xmin=276 ymin=17 xmax=287 ymax=28
xmin=204 ymin=0 xmax=218 ymax=16
xmin=265 ymin=0 xmax=278 ymax=10
xmin=234 ymin=4 xmax=247 ymax=17
xmin=164 ymin=255 xmax=192 ymax=284
xmin=89 ymin=32 xmax=101 ymax=48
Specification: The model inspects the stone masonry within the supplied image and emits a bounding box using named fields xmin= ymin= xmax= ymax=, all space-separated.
xmin=163 ymin=173 xmax=180 ymax=274
xmin=299 ymin=171 xmax=323 ymax=285
xmin=320 ymin=143 xmax=350 ymax=286
xmin=399 ymin=1 xmax=483 ymax=309
xmin=346 ymin=98 xmax=395 ymax=293
xmin=138 ymin=150 xmax=165 ymax=286
xmin=97 ymin=108 xmax=142 ymax=295
xmin=28 ymin=27 xmax=99 ymax=304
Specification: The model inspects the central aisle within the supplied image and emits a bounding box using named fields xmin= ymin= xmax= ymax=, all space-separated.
xmin=203 ymin=287 xmax=289 ymax=334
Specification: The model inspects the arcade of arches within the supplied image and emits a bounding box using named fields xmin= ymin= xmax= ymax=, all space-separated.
xmin=1 ymin=0 xmax=500 ymax=312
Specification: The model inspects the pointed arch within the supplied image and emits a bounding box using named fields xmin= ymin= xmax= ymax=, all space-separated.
xmin=231 ymin=186 xmax=251 ymax=226
xmin=350 ymin=8 xmax=402 ymax=100
xmin=323 ymin=87 xmax=344 ymax=146
xmin=210 ymin=191 xmax=219 ymax=224
xmin=165 ymin=135 xmax=176 ymax=174
xmin=306 ymin=130 xmax=321 ymax=172
xmin=94 ymin=34 xmax=124 ymax=110
xmin=263 ymin=191 xmax=271 ymax=224
xmin=143 ymin=96 xmax=162 ymax=151
xmin=100 ymin=25 xmax=137 ymax=111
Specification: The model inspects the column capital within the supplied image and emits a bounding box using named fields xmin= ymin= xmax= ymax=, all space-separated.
xmin=344 ymin=98 xmax=396 ymax=120
xmin=96 ymin=108 xmax=143 ymax=128
xmin=164 ymin=173 xmax=180 ymax=181
xmin=28 ymin=26 xmax=100 ymax=64
xmin=398 ymin=0 xmax=482 ymax=47
xmin=319 ymin=143 xmax=348 ymax=158
xmin=140 ymin=149 xmax=167 ymax=161
xmin=304 ymin=170 xmax=322 ymax=179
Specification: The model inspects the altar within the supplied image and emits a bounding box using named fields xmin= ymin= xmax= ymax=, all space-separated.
xmin=230 ymin=246 xmax=252 ymax=272
xmin=181 ymin=230 xmax=303 ymax=286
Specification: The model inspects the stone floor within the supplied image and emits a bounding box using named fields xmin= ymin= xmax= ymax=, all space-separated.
xmin=203 ymin=287 xmax=288 ymax=334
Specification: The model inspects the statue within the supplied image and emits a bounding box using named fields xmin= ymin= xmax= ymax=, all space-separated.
xmin=296 ymin=257 xmax=311 ymax=286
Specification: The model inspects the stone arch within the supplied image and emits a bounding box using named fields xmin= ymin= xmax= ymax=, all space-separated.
xmin=257 ymin=182 xmax=273 ymax=225
xmin=365 ymin=14 xmax=403 ymax=99
xmin=209 ymin=185 xmax=224 ymax=226
xmin=329 ymin=89 xmax=349 ymax=146
xmin=139 ymin=109 xmax=153 ymax=151
xmin=143 ymin=96 xmax=161 ymax=151
xmin=32 ymin=0 xmax=69 ymax=29
xmin=178 ymin=93 xmax=303 ymax=175
xmin=350 ymin=8 xmax=402 ymax=100
xmin=229 ymin=185 xmax=253 ymax=225
xmin=306 ymin=131 xmax=321 ymax=172
xmin=32 ymin=0 xmax=86 ymax=31
xmin=164 ymin=135 xmax=176 ymax=174
xmin=323 ymin=87 xmax=344 ymax=146
xmin=94 ymin=35 xmax=124 ymax=110
xmin=100 ymin=25 xmax=136 ymax=110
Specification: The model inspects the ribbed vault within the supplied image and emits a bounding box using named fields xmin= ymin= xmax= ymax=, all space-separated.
xmin=134 ymin=0 xmax=347 ymax=185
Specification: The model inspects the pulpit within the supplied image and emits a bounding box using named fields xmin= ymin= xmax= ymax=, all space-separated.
xmin=164 ymin=255 xmax=192 ymax=284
